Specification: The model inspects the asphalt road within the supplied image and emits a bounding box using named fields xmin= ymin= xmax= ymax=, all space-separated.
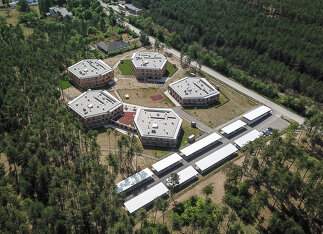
xmin=101 ymin=4 xmax=305 ymax=125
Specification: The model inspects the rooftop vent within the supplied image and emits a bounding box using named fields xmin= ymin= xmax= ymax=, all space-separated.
xmin=88 ymin=104 xmax=93 ymax=108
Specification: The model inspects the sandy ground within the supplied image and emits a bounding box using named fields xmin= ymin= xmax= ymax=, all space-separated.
xmin=97 ymin=129 xmax=121 ymax=150
xmin=62 ymin=86 xmax=82 ymax=101
xmin=100 ymin=150 xmax=158 ymax=183
xmin=114 ymin=79 xmax=157 ymax=90
xmin=175 ymin=154 xmax=245 ymax=204
xmin=0 ymin=153 xmax=10 ymax=175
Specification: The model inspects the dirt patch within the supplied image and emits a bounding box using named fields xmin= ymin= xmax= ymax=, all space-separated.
xmin=114 ymin=79 xmax=156 ymax=90
xmin=121 ymin=33 xmax=132 ymax=41
xmin=0 ymin=153 xmax=10 ymax=175
xmin=149 ymin=93 xmax=165 ymax=102
xmin=135 ymin=155 xmax=158 ymax=171
xmin=175 ymin=154 xmax=245 ymax=204
xmin=118 ymin=88 xmax=174 ymax=108
xmin=62 ymin=86 xmax=82 ymax=101
xmin=97 ymin=129 xmax=122 ymax=150
xmin=100 ymin=151 xmax=158 ymax=183
xmin=176 ymin=171 xmax=226 ymax=204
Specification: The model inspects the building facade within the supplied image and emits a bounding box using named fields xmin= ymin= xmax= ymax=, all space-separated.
xmin=168 ymin=77 xmax=220 ymax=106
xmin=67 ymin=90 xmax=123 ymax=129
xmin=131 ymin=52 xmax=167 ymax=81
xmin=67 ymin=59 xmax=114 ymax=89
xmin=134 ymin=108 xmax=182 ymax=147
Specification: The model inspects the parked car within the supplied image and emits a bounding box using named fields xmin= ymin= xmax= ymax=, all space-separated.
xmin=262 ymin=127 xmax=273 ymax=136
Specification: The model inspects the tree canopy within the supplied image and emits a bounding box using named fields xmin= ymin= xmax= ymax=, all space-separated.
xmin=133 ymin=0 xmax=323 ymax=114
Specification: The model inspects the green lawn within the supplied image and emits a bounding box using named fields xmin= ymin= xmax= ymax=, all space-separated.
xmin=57 ymin=77 xmax=72 ymax=90
xmin=179 ymin=119 xmax=203 ymax=147
xmin=118 ymin=60 xmax=134 ymax=75
xmin=164 ymin=62 xmax=178 ymax=77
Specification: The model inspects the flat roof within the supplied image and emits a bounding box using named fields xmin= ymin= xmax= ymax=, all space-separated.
xmin=243 ymin=106 xmax=271 ymax=121
xmin=134 ymin=108 xmax=182 ymax=140
xmin=125 ymin=3 xmax=141 ymax=11
xmin=67 ymin=90 xmax=122 ymax=119
xmin=234 ymin=130 xmax=262 ymax=148
xmin=116 ymin=168 xmax=153 ymax=194
xmin=131 ymin=52 xmax=167 ymax=70
xmin=180 ymin=132 xmax=222 ymax=157
xmin=220 ymin=120 xmax=247 ymax=135
xmin=124 ymin=182 xmax=168 ymax=214
xmin=67 ymin=59 xmax=112 ymax=79
xmin=195 ymin=143 xmax=238 ymax=172
xmin=169 ymin=77 xmax=219 ymax=99
xmin=167 ymin=166 xmax=198 ymax=186
xmin=97 ymin=40 xmax=129 ymax=53
xmin=152 ymin=153 xmax=182 ymax=173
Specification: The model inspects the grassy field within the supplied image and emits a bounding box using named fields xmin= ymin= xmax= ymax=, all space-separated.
xmin=57 ymin=77 xmax=72 ymax=90
xmin=165 ymin=61 xmax=178 ymax=77
xmin=118 ymin=59 xmax=134 ymax=75
xmin=179 ymin=119 xmax=203 ymax=147
xmin=184 ymin=80 xmax=256 ymax=128
xmin=97 ymin=128 xmax=122 ymax=150
xmin=0 ymin=6 xmax=39 ymax=35
xmin=118 ymin=87 xmax=175 ymax=108
xmin=0 ymin=8 xmax=20 ymax=25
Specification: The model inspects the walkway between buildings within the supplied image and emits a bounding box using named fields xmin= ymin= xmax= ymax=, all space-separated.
xmin=172 ymin=106 xmax=214 ymax=133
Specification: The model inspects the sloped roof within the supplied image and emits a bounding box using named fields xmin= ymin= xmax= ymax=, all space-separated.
xmin=97 ymin=41 xmax=129 ymax=53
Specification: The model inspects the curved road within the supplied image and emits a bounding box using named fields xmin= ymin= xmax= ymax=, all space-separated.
xmin=103 ymin=4 xmax=305 ymax=125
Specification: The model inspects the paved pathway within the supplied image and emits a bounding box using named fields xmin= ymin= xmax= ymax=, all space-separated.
xmin=172 ymin=106 xmax=214 ymax=133
xmin=164 ymin=91 xmax=181 ymax=107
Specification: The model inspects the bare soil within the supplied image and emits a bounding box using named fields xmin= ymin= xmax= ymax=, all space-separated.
xmin=117 ymin=88 xmax=174 ymax=108
xmin=62 ymin=86 xmax=82 ymax=101
xmin=114 ymin=78 xmax=156 ymax=90
xmin=97 ymin=129 xmax=122 ymax=150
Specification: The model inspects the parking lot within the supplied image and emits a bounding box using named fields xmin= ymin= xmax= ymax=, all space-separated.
xmin=124 ymin=107 xmax=290 ymax=201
